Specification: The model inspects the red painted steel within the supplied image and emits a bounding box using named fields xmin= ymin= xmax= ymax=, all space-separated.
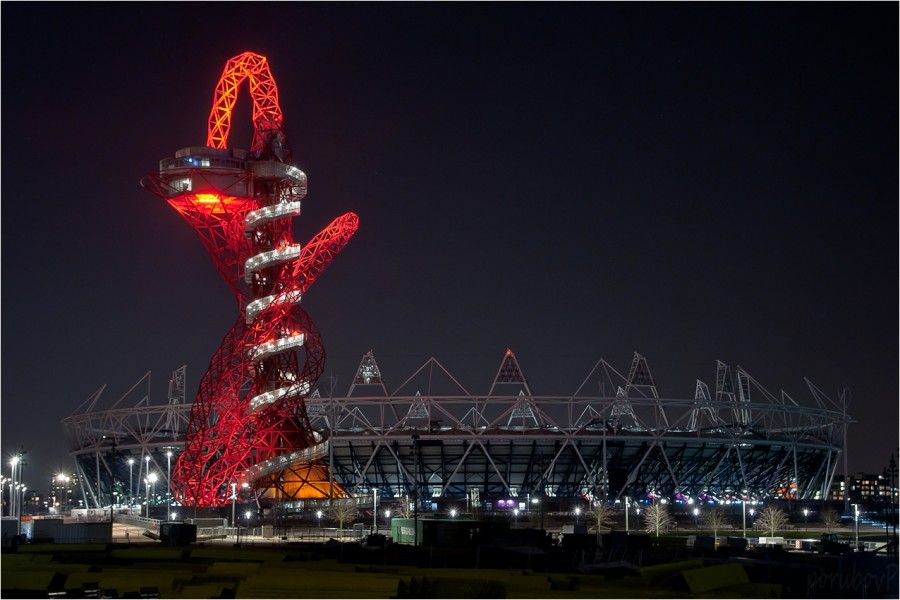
xmin=146 ymin=52 xmax=358 ymax=506
xmin=207 ymin=51 xmax=288 ymax=160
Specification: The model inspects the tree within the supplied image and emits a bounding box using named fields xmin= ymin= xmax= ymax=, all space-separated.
xmin=395 ymin=498 xmax=413 ymax=519
xmin=643 ymin=503 xmax=674 ymax=537
xmin=703 ymin=508 xmax=728 ymax=543
xmin=755 ymin=506 xmax=789 ymax=537
xmin=587 ymin=503 xmax=617 ymax=534
xmin=821 ymin=509 xmax=841 ymax=533
xmin=328 ymin=500 xmax=358 ymax=530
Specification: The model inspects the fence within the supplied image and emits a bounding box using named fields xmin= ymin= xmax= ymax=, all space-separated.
xmin=114 ymin=513 xmax=161 ymax=532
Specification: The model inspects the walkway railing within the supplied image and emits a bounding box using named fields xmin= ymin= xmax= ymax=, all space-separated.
xmin=114 ymin=513 xmax=161 ymax=532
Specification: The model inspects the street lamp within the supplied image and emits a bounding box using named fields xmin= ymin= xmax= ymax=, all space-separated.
xmin=9 ymin=456 xmax=19 ymax=519
xmin=165 ymin=451 xmax=173 ymax=520
xmin=624 ymin=497 xmax=631 ymax=533
xmin=802 ymin=508 xmax=809 ymax=534
xmin=371 ymin=489 xmax=379 ymax=533
xmin=574 ymin=506 xmax=581 ymax=526
xmin=230 ymin=483 xmax=237 ymax=529
xmin=143 ymin=455 xmax=150 ymax=495
xmin=449 ymin=508 xmax=457 ymax=518
xmin=20 ymin=486 xmax=27 ymax=521
xmin=316 ymin=509 xmax=323 ymax=529
xmin=127 ymin=458 xmax=135 ymax=507
xmin=853 ymin=503 xmax=860 ymax=549
xmin=693 ymin=507 xmax=700 ymax=530
xmin=146 ymin=472 xmax=158 ymax=518
xmin=740 ymin=498 xmax=746 ymax=538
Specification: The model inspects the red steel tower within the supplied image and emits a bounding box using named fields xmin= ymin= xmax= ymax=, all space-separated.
xmin=143 ymin=52 xmax=359 ymax=507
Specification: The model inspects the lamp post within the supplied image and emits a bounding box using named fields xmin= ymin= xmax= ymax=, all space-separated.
xmin=165 ymin=451 xmax=172 ymax=520
xmin=316 ymin=509 xmax=323 ymax=538
xmin=144 ymin=478 xmax=150 ymax=518
xmin=230 ymin=483 xmax=237 ymax=531
xmin=853 ymin=503 xmax=859 ymax=550
xmin=883 ymin=454 xmax=897 ymax=543
xmin=574 ymin=506 xmax=581 ymax=527
xmin=742 ymin=500 xmax=747 ymax=538
xmin=372 ymin=489 xmax=378 ymax=533
xmin=625 ymin=497 xmax=631 ymax=533
xmin=9 ymin=456 xmax=19 ymax=519
xmin=693 ymin=507 xmax=700 ymax=530
xmin=802 ymin=508 xmax=809 ymax=535
xmin=143 ymin=455 xmax=150 ymax=502
xmin=15 ymin=484 xmax=23 ymax=532
xmin=127 ymin=459 xmax=134 ymax=507
xmin=145 ymin=472 xmax=157 ymax=518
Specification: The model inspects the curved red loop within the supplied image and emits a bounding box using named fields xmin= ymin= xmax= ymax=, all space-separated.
xmin=206 ymin=51 xmax=285 ymax=156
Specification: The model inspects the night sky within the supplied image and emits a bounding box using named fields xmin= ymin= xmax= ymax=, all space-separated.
xmin=2 ymin=4 xmax=897 ymax=489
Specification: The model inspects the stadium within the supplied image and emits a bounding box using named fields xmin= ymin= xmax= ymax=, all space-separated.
xmin=62 ymin=349 xmax=849 ymax=511
xmin=60 ymin=52 xmax=849 ymax=514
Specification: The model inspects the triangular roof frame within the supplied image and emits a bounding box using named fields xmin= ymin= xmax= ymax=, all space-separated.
xmin=609 ymin=385 xmax=641 ymax=429
xmin=347 ymin=350 xmax=388 ymax=396
xmin=572 ymin=357 xmax=630 ymax=397
xmin=624 ymin=352 xmax=668 ymax=428
xmin=488 ymin=349 xmax=532 ymax=396
xmin=167 ymin=365 xmax=187 ymax=405
xmin=624 ymin=352 xmax=659 ymax=398
xmin=391 ymin=356 xmax=471 ymax=397
xmin=506 ymin=389 xmax=540 ymax=428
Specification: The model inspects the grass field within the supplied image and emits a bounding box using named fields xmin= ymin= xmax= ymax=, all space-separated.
xmin=0 ymin=543 xmax=785 ymax=598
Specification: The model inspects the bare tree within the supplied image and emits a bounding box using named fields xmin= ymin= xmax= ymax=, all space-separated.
xmin=643 ymin=503 xmax=674 ymax=537
xmin=755 ymin=506 xmax=789 ymax=537
xmin=703 ymin=507 xmax=728 ymax=543
xmin=587 ymin=503 xmax=617 ymax=534
xmin=821 ymin=509 xmax=841 ymax=533
xmin=328 ymin=500 xmax=359 ymax=530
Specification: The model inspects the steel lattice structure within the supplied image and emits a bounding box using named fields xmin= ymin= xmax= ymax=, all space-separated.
xmin=308 ymin=350 xmax=850 ymax=505
xmin=142 ymin=51 xmax=359 ymax=507
xmin=62 ymin=369 xmax=191 ymax=509
xmin=63 ymin=351 xmax=850 ymax=509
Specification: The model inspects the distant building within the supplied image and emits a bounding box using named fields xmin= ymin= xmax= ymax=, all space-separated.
xmin=49 ymin=472 xmax=83 ymax=512
xmin=24 ymin=490 xmax=44 ymax=515
xmin=848 ymin=473 xmax=898 ymax=504
xmin=829 ymin=475 xmax=846 ymax=502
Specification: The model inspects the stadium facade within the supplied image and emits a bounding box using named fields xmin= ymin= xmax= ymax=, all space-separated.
xmin=62 ymin=350 xmax=849 ymax=510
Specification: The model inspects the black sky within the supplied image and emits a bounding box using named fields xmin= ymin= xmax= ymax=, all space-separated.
xmin=2 ymin=3 xmax=897 ymax=489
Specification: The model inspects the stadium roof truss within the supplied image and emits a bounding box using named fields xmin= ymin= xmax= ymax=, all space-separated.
xmin=307 ymin=350 xmax=848 ymax=503
xmin=63 ymin=352 xmax=849 ymax=508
